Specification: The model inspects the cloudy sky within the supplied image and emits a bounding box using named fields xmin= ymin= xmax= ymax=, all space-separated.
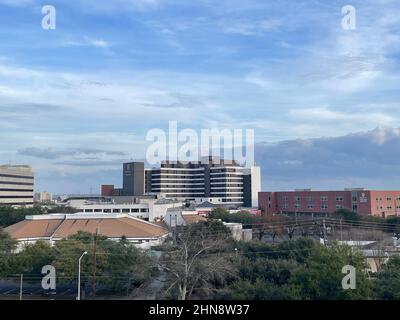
xmin=0 ymin=0 xmax=399 ymax=193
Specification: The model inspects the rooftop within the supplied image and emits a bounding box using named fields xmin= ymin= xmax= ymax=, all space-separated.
xmin=5 ymin=213 xmax=168 ymax=240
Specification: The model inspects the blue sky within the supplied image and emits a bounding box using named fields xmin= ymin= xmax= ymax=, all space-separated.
xmin=0 ymin=0 xmax=400 ymax=193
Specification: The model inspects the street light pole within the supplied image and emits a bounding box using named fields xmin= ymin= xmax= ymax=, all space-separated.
xmin=77 ymin=251 xmax=87 ymax=301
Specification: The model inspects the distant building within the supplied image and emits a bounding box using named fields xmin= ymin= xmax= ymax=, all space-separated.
xmin=34 ymin=191 xmax=53 ymax=203
xmin=145 ymin=157 xmax=261 ymax=207
xmin=5 ymin=213 xmax=169 ymax=250
xmin=101 ymin=185 xmax=123 ymax=197
xmin=101 ymin=157 xmax=261 ymax=208
xmin=259 ymin=189 xmax=400 ymax=217
xmin=123 ymin=162 xmax=145 ymax=196
xmin=0 ymin=165 xmax=34 ymax=207
xmin=58 ymin=194 xmax=183 ymax=222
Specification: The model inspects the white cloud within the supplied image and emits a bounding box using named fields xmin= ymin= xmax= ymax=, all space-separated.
xmin=220 ymin=18 xmax=283 ymax=36
xmin=0 ymin=0 xmax=32 ymax=7
xmin=61 ymin=37 xmax=111 ymax=49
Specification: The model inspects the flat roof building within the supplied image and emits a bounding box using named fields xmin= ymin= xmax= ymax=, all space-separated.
xmin=5 ymin=213 xmax=169 ymax=250
xmin=0 ymin=165 xmax=34 ymax=207
xmin=259 ymin=189 xmax=400 ymax=218
xmin=102 ymin=157 xmax=261 ymax=208
xmin=145 ymin=157 xmax=261 ymax=207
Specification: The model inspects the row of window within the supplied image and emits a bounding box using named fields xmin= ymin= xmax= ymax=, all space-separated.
xmin=0 ymin=188 xmax=34 ymax=192
xmin=0 ymin=195 xmax=33 ymax=199
xmin=84 ymin=208 xmax=148 ymax=213
xmin=151 ymin=176 xmax=204 ymax=180
xmin=210 ymin=168 xmax=241 ymax=173
xmin=153 ymin=170 xmax=204 ymax=175
xmin=377 ymin=206 xmax=400 ymax=210
xmin=0 ymin=173 xmax=34 ymax=180
xmin=210 ymin=174 xmax=243 ymax=179
xmin=283 ymin=203 xmax=344 ymax=210
xmin=376 ymin=196 xmax=400 ymax=201
xmin=152 ymin=185 xmax=205 ymax=189
xmin=0 ymin=181 xmax=34 ymax=186
xmin=282 ymin=196 xmax=344 ymax=202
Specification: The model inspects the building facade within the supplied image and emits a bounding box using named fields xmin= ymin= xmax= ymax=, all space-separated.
xmin=145 ymin=157 xmax=261 ymax=207
xmin=102 ymin=158 xmax=261 ymax=208
xmin=123 ymin=162 xmax=144 ymax=196
xmin=0 ymin=165 xmax=34 ymax=207
xmin=259 ymin=189 xmax=400 ymax=217
xmin=101 ymin=185 xmax=123 ymax=197
xmin=34 ymin=191 xmax=53 ymax=203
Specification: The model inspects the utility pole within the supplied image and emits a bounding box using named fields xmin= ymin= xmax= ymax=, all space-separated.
xmin=322 ymin=219 xmax=327 ymax=245
xmin=173 ymin=213 xmax=177 ymax=244
xmin=340 ymin=218 xmax=343 ymax=242
xmin=19 ymin=274 xmax=23 ymax=300
xmin=92 ymin=227 xmax=98 ymax=298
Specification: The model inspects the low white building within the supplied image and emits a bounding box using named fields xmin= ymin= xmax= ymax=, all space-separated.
xmin=57 ymin=196 xmax=184 ymax=222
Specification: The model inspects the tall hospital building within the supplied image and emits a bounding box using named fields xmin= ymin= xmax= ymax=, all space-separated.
xmin=0 ymin=165 xmax=34 ymax=207
xmin=103 ymin=157 xmax=261 ymax=208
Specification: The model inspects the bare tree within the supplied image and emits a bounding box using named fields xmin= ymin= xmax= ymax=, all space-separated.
xmin=158 ymin=221 xmax=236 ymax=300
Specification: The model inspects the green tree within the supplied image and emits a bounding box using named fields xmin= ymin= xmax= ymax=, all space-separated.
xmin=209 ymin=208 xmax=261 ymax=224
xmin=0 ymin=229 xmax=17 ymax=277
xmin=52 ymin=232 xmax=153 ymax=294
xmin=374 ymin=255 xmax=400 ymax=299
xmin=290 ymin=243 xmax=372 ymax=299
xmin=47 ymin=206 xmax=79 ymax=214
xmin=221 ymin=239 xmax=373 ymax=300
xmin=14 ymin=241 xmax=55 ymax=276
xmin=0 ymin=206 xmax=45 ymax=227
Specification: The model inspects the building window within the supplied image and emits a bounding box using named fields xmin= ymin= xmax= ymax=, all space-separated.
xmin=306 ymin=196 xmax=313 ymax=203
xmin=283 ymin=203 xmax=288 ymax=209
xmin=294 ymin=203 xmax=301 ymax=209
xmin=122 ymin=209 xmax=130 ymax=213
xmin=336 ymin=196 xmax=343 ymax=202
xmin=387 ymin=196 xmax=392 ymax=201
xmin=320 ymin=196 xmax=328 ymax=202
xmin=283 ymin=196 xmax=288 ymax=202
xmin=294 ymin=196 xmax=301 ymax=202
xmin=387 ymin=206 xmax=392 ymax=210
xmin=321 ymin=204 xmax=328 ymax=210
xmin=336 ymin=205 xmax=343 ymax=209
xmin=307 ymin=204 xmax=314 ymax=209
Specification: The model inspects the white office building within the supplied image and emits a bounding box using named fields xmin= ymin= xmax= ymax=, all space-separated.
xmin=0 ymin=165 xmax=34 ymax=207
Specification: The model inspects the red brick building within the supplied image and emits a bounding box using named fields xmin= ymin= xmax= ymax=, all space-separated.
xmin=258 ymin=189 xmax=400 ymax=217
xmin=101 ymin=185 xmax=123 ymax=197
